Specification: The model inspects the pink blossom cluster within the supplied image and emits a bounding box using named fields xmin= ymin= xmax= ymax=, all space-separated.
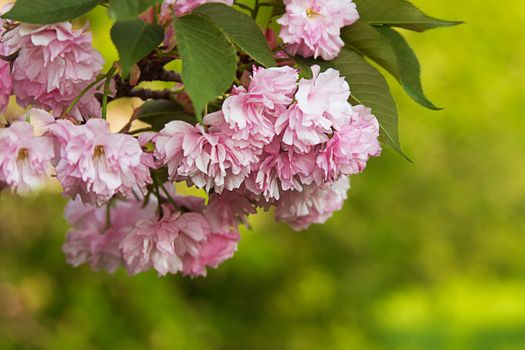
xmin=0 ymin=108 xmax=243 ymax=276
xmin=151 ymin=64 xmax=381 ymax=230
xmin=277 ymin=0 xmax=360 ymax=60
xmin=64 ymin=188 xmax=242 ymax=277
xmin=0 ymin=109 xmax=153 ymax=202
xmin=0 ymin=20 xmax=103 ymax=120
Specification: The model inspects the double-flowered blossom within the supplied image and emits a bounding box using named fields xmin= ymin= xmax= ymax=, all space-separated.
xmin=222 ymin=66 xmax=298 ymax=149
xmin=120 ymin=205 xmax=240 ymax=277
xmin=317 ymin=105 xmax=382 ymax=181
xmin=276 ymin=66 xmax=353 ymax=153
xmin=47 ymin=118 xmax=152 ymax=205
xmin=155 ymin=119 xmax=258 ymax=194
xmin=278 ymin=0 xmax=359 ymax=60
xmin=275 ymin=176 xmax=351 ymax=231
xmin=248 ymin=64 xmax=377 ymax=201
xmin=63 ymin=197 xmax=157 ymax=273
xmin=250 ymin=137 xmax=318 ymax=200
xmin=205 ymin=190 xmax=257 ymax=230
xmin=2 ymin=22 xmax=104 ymax=120
xmin=0 ymin=120 xmax=54 ymax=193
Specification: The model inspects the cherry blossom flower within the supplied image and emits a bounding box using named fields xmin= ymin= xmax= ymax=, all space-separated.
xmin=317 ymin=105 xmax=382 ymax=181
xmin=222 ymin=88 xmax=278 ymax=147
xmin=63 ymin=197 xmax=157 ymax=273
xmin=278 ymin=0 xmax=359 ymax=60
xmin=295 ymin=65 xmax=353 ymax=130
xmin=0 ymin=121 xmax=54 ymax=193
xmin=249 ymin=66 xmax=298 ymax=109
xmin=155 ymin=119 xmax=257 ymax=194
xmin=3 ymin=22 xmax=104 ymax=120
xmin=275 ymin=176 xmax=350 ymax=230
xmin=275 ymin=104 xmax=330 ymax=153
xmin=276 ymin=66 xmax=354 ymax=153
xmin=120 ymin=206 xmax=239 ymax=276
xmin=182 ymin=230 xmax=240 ymax=277
xmin=205 ymin=190 xmax=257 ymax=231
xmin=221 ymin=66 xmax=298 ymax=148
xmin=251 ymin=138 xmax=318 ymax=200
xmin=48 ymin=119 xmax=152 ymax=205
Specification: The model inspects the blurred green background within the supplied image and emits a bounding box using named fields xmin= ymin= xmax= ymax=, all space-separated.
xmin=2 ymin=1 xmax=525 ymax=349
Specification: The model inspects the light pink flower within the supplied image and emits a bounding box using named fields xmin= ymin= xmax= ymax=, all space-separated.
xmin=249 ymin=66 xmax=298 ymax=108
xmin=205 ymin=190 xmax=257 ymax=231
xmin=317 ymin=105 xmax=381 ymax=181
xmin=275 ymin=175 xmax=350 ymax=231
xmin=3 ymin=22 xmax=104 ymax=120
xmin=275 ymin=66 xmax=352 ymax=152
xmin=295 ymin=65 xmax=353 ymax=130
xmin=252 ymin=138 xmax=318 ymax=200
xmin=63 ymin=226 xmax=123 ymax=272
xmin=120 ymin=208 xmax=210 ymax=276
xmin=155 ymin=120 xmax=257 ymax=194
xmin=182 ymin=230 xmax=240 ymax=277
xmin=278 ymin=0 xmax=359 ymax=60
xmin=221 ymin=66 xmax=298 ymax=148
xmin=0 ymin=60 xmax=12 ymax=112
xmin=221 ymin=88 xmax=277 ymax=147
xmin=0 ymin=121 xmax=54 ymax=193
xmin=63 ymin=197 xmax=157 ymax=273
xmin=48 ymin=119 xmax=152 ymax=205
xmin=275 ymin=104 xmax=330 ymax=153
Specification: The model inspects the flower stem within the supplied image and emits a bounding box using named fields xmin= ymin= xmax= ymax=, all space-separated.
xmin=101 ymin=66 xmax=117 ymax=120
xmin=234 ymin=1 xmax=254 ymax=14
xmin=253 ymin=0 xmax=260 ymax=19
xmin=152 ymin=173 xmax=164 ymax=218
xmin=64 ymin=74 xmax=106 ymax=116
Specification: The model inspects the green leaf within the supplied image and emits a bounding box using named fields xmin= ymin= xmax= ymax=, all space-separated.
xmin=135 ymin=100 xmax=195 ymax=130
xmin=195 ymin=3 xmax=275 ymax=67
xmin=174 ymin=14 xmax=237 ymax=120
xmin=108 ymin=0 xmax=161 ymax=21
xmin=332 ymin=48 xmax=407 ymax=158
xmin=354 ymin=0 xmax=462 ymax=32
xmin=341 ymin=21 xmax=440 ymax=110
xmin=110 ymin=19 xmax=164 ymax=78
xmin=2 ymin=0 xmax=101 ymax=24
xmin=376 ymin=26 xmax=440 ymax=110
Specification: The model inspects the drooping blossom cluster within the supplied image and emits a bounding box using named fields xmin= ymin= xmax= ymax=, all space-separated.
xmin=152 ymin=64 xmax=381 ymax=231
xmin=0 ymin=0 xmax=383 ymax=278
xmin=64 ymin=188 xmax=241 ymax=276
xmin=278 ymin=0 xmax=360 ymax=60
